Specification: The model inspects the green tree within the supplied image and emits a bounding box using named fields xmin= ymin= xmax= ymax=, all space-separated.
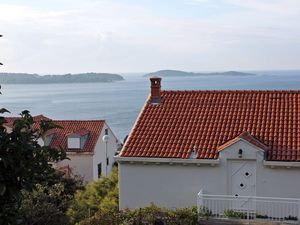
xmin=19 ymin=171 xmax=83 ymax=225
xmin=67 ymin=167 xmax=118 ymax=224
xmin=0 ymin=110 xmax=67 ymax=224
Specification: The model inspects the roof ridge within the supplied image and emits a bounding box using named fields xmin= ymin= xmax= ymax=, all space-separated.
xmin=52 ymin=119 xmax=105 ymax=122
xmin=298 ymin=95 xmax=300 ymax=153
xmin=161 ymin=90 xmax=300 ymax=93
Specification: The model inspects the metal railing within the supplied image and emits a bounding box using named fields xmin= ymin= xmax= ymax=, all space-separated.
xmin=197 ymin=190 xmax=300 ymax=223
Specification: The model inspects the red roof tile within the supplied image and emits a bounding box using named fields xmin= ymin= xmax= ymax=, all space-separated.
xmin=67 ymin=128 xmax=90 ymax=136
xmin=217 ymin=131 xmax=269 ymax=151
xmin=48 ymin=120 xmax=105 ymax=153
xmin=121 ymin=90 xmax=300 ymax=161
xmin=4 ymin=115 xmax=105 ymax=153
xmin=4 ymin=115 xmax=50 ymax=128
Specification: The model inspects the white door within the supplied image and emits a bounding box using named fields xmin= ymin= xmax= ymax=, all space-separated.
xmin=229 ymin=161 xmax=256 ymax=210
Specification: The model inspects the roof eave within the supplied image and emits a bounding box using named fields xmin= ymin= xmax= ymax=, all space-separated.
xmin=263 ymin=160 xmax=300 ymax=168
xmin=115 ymin=156 xmax=219 ymax=166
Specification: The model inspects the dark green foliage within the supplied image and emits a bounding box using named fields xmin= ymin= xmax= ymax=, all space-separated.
xmin=78 ymin=203 xmax=200 ymax=225
xmin=0 ymin=110 xmax=67 ymax=224
xmin=19 ymin=171 xmax=83 ymax=225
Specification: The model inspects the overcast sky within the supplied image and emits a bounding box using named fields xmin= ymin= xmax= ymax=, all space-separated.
xmin=0 ymin=0 xmax=300 ymax=74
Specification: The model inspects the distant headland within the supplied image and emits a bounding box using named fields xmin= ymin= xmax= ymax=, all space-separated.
xmin=0 ymin=72 xmax=124 ymax=84
xmin=144 ymin=70 xmax=256 ymax=77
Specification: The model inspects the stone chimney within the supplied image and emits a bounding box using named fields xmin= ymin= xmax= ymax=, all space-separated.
xmin=150 ymin=76 xmax=162 ymax=103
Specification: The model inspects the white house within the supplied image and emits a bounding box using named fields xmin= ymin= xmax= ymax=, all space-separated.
xmin=5 ymin=115 xmax=120 ymax=182
xmin=116 ymin=77 xmax=300 ymax=213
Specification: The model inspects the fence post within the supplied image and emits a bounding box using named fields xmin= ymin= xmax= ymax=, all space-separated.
xmin=246 ymin=197 xmax=251 ymax=225
xmin=197 ymin=189 xmax=203 ymax=212
xmin=298 ymin=200 xmax=300 ymax=224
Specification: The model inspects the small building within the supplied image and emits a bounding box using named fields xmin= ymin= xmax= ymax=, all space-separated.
xmin=47 ymin=119 xmax=120 ymax=182
xmin=116 ymin=77 xmax=300 ymax=211
xmin=5 ymin=115 xmax=120 ymax=182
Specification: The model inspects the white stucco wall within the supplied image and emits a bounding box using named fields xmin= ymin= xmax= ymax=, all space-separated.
xmin=92 ymin=123 xmax=119 ymax=180
xmin=119 ymin=163 xmax=223 ymax=209
xmin=118 ymin=139 xmax=300 ymax=209
xmin=57 ymin=154 xmax=93 ymax=181
xmin=256 ymin=164 xmax=300 ymax=199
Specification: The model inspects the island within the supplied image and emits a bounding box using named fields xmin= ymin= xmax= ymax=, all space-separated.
xmin=0 ymin=72 xmax=124 ymax=84
xmin=144 ymin=70 xmax=256 ymax=77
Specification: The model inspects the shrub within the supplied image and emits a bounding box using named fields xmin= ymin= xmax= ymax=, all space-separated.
xmin=77 ymin=206 xmax=121 ymax=225
xmin=198 ymin=206 xmax=213 ymax=219
xmin=19 ymin=171 xmax=82 ymax=225
xmin=78 ymin=203 xmax=201 ymax=225
xmin=67 ymin=167 xmax=118 ymax=224
xmin=224 ymin=209 xmax=245 ymax=218
xmin=167 ymin=206 xmax=199 ymax=225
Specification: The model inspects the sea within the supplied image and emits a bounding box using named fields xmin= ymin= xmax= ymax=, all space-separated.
xmin=1 ymin=70 xmax=300 ymax=142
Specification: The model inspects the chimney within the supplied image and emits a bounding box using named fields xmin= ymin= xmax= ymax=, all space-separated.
xmin=150 ymin=76 xmax=162 ymax=103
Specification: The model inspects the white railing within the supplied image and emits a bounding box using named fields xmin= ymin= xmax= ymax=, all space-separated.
xmin=197 ymin=190 xmax=300 ymax=223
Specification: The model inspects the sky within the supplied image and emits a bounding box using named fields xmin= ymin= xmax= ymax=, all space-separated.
xmin=0 ymin=0 xmax=300 ymax=74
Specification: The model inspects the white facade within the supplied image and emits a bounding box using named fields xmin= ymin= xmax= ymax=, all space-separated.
xmin=58 ymin=154 xmax=94 ymax=181
xmin=117 ymin=138 xmax=300 ymax=209
xmin=92 ymin=123 xmax=119 ymax=180
xmin=56 ymin=122 xmax=119 ymax=183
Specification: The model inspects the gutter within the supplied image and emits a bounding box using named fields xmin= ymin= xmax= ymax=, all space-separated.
xmin=114 ymin=156 xmax=219 ymax=166
xmin=263 ymin=160 xmax=300 ymax=168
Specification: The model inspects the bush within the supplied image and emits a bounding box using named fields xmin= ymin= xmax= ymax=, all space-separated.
xmin=19 ymin=171 xmax=82 ymax=225
xmin=167 ymin=206 xmax=199 ymax=225
xmin=198 ymin=206 xmax=213 ymax=219
xmin=78 ymin=203 xmax=201 ymax=225
xmin=67 ymin=167 xmax=118 ymax=224
xmin=77 ymin=206 xmax=121 ymax=225
xmin=224 ymin=209 xmax=245 ymax=218
xmin=122 ymin=203 xmax=168 ymax=225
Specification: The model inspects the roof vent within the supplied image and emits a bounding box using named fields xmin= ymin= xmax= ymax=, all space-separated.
xmin=190 ymin=146 xmax=198 ymax=159
xmin=150 ymin=77 xmax=162 ymax=103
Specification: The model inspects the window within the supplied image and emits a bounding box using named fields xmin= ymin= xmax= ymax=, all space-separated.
xmin=97 ymin=163 xmax=102 ymax=178
xmin=106 ymin=157 xmax=109 ymax=166
xmin=44 ymin=134 xmax=54 ymax=146
xmin=67 ymin=137 xmax=80 ymax=149
xmin=105 ymin=128 xmax=108 ymax=135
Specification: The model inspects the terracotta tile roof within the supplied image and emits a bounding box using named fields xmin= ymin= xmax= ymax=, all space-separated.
xmin=67 ymin=128 xmax=90 ymax=136
xmin=121 ymin=90 xmax=300 ymax=161
xmin=48 ymin=120 xmax=105 ymax=153
xmin=3 ymin=117 xmax=16 ymax=127
xmin=217 ymin=131 xmax=269 ymax=152
xmin=4 ymin=115 xmax=105 ymax=153
xmin=4 ymin=115 xmax=50 ymax=128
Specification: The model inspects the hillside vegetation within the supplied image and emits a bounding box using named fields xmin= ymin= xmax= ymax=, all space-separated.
xmin=0 ymin=72 xmax=124 ymax=84
xmin=144 ymin=70 xmax=256 ymax=77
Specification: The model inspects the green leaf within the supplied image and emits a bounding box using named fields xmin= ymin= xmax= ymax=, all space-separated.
xmin=0 ymin=184 xmax=6 ymax=196
xmin=0 ymin=108 xmax=10 ymax=114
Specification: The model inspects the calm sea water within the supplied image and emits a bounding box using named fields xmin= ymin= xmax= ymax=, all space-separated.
xmin=1 ymin=71 xmax=300 ymax=141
